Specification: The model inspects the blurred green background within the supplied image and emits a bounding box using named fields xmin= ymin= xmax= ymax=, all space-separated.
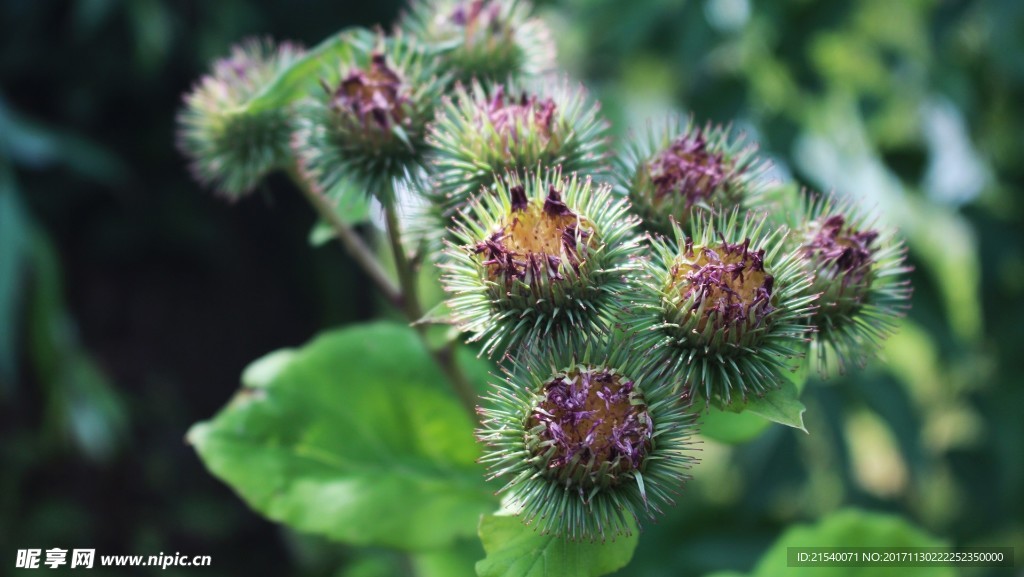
xmin=1 ymin=0 xmax=1022 ymax=575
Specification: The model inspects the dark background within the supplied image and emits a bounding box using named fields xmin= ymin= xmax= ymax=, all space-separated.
xmin=2 ymin=1 xmax=1023 ymax=576
xmin=1 ymin=2 xmax=394 ymax=575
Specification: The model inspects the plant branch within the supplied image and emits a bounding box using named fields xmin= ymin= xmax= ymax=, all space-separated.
xmin=383 ymin=195 xmax=422 ymax=321
xmin=382 ymin=194 xmax=479 ymax=418
xmin=290 ymin=169 xmax=478 ymax=418
xmin=289 ymin=170 xmax=403 ymax=308
xmin=428 ymin=342 xmax=479 ymax=419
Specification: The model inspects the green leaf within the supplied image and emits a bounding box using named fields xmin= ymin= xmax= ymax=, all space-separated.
xmin=702 ymin=364 xmax=810 ymax=440
xmin=725 ymin=373 xmax=807 ymax=432
xmin=308 ymin=221 xmax=336 ymax=247
xmin=240 ymin=348 xmax=296 ymax=388
xmin=476 ymin=513 xmax=639 ymax=577
xmin=415 ymin=301 xmax=455 ymax=326
xmin=698 ymin=406 xmax=773 ymax=444
xmin=188 ymin=321 xmax=497 ymax=551
xmin=340 ymin=556 xmax=404 ymax=577
xmin=246 ymin=28 xmax=375 ymax=113
xmin=413 ymin=539 xmax=482 ymax=577
xmin=746 ymin=509 xmax=956 ymax=577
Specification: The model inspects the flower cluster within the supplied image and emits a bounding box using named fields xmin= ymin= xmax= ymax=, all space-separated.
xmin=177 ymin=0 xmax=912 ymax=543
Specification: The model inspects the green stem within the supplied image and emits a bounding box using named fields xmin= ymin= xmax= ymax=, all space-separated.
xmin=291 ymin=169 xmax=478 ymax=418
xmin=428 ymin=342 xmax=479 ymax=419
xmin=383 ymin=194 xmax=422 ymax=321
xmin=289 ymin=169 xmax=403 ymax=309
xmin=381 ymin=194 xmax=479 ymax=418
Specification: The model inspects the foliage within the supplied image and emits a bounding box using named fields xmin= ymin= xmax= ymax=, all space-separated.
xmin=476 ymin=512 xmax=638 ymax=577
xmin=189 ymin=322 xmax=496 ymax=550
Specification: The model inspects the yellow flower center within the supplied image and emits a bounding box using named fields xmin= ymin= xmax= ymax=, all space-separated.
xmin=667 ymin=239 xmax=774 ymax=333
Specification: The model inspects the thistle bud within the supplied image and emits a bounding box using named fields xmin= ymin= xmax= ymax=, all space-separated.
xmin=478 ymin=336 xmax=698 ymax=540
xmin=291 ymin=33 xmax=443 ymax=200
xmin=401 ymin=0 xmax=555 ymax=84
xmin=616 ymin=118 xmax=768 ymax=235
xmin=628 ymin=211 xmax=817 ymax=403
xmin=177 ymin=38 xmax=304 ymax=199
xmin=442 ymin=169 xmax=638 ymax=356
xmin=428 ymin=79 xmax=609 ymax=219
xmin=793 ymin=193 xmax=912 ymax=371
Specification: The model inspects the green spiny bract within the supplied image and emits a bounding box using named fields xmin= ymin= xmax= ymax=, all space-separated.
xmin=626 ymin=210 xmax=817 ymax=404
xmin=427 ymin=78 xmax=610 ymax=222
xmin=789 ymin=191 xmax=912 ymax=372
xmin=442 ymin=169 xmax=639 ymax=356
xmin=401 ymin=0 xmax=555 ymax=85
xmin=615 ymin=117 xmax=769 ymax=236
xmin=477 ymin=335 xmax=698 ymax=541
xmin=291 ymin=33 xmax=444 ymax=201
xmin=177 ymin=38 xmax=304 ymax=199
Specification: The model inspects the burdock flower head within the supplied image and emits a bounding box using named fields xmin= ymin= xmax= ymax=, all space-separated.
xmin=792 ymin=193 xmax=912 ymax=371
xmin=177 ymin=38 xmax=304 ymax=199
xmin=442 ymin=169 xmax=638 ymax=356
xmin=628 ymin=211 xmax=817 ymax=404
xmin=292 ymin=33 xmax=443 ymax=200
xmin=478 ymin=335 xmax=698 ymax=540
xmin=428 ymin=79 xmax=609 ymax=219
xmin=401 ymin=0 xmax=555 ymax=84
xmin=616 ymin=117 xmax=768 ymax=236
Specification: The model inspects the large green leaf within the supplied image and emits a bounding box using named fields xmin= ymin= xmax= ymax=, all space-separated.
xmin=476 ymin=513 xmax=639 ymax=577
xmin=188 ymin=321 xmax=496 ymax=551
